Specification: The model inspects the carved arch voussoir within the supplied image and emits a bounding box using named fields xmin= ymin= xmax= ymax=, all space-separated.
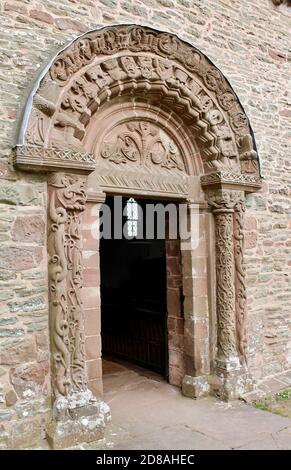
xmin=17 ymin=25 xmax=260 ymax=178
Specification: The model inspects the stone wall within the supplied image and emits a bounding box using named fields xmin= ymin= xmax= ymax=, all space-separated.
xmin=0 ymin=175 xmax=50 ymax=448
xmin=0 ymin=0 xmax=290 ymax=448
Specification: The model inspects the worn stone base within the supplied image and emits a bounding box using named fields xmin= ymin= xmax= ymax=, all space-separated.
xmin=182 ymin=367 xmax=256 ymax=401
xmin=209 ymin=366 xmax=255 ymax=401
xmin=46 ymin=389 xmax=111 ymax=450
xmin=182 ymin=374 xmax=210 ymax=398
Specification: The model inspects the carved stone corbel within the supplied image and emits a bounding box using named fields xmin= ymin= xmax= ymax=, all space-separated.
xmin=47 ymin=172 xmax=110 ymax=449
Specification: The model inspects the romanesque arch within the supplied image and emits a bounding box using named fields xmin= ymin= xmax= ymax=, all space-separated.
xmin=14 ymin=25 xmax=262 ymax=449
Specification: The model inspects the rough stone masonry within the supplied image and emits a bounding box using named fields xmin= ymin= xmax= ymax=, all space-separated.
xmin=0 ymin=0 xmax=290 ymax=450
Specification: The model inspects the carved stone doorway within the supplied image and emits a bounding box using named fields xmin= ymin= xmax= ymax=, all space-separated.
xmin=15 ymin=24 xmax=262 ymax=449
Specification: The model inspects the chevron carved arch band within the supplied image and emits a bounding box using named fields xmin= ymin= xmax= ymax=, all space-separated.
xmin=15 ymin=25 xmax=260 ymax=181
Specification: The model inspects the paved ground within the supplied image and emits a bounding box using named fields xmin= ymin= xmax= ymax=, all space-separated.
xmin=102 ymin=360 xmax=291 ymax=450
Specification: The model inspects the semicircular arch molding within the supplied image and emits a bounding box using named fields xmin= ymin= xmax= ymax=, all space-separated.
xmin=15 ymin=24 xmax=260 ymax=182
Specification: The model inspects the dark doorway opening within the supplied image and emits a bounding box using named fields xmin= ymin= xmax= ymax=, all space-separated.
xmin=100 ymin=196 xmax=168 ymax=376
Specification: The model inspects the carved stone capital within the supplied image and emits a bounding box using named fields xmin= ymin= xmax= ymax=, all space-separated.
xmin=206 ymin=189 xmax=245 ymax=212
xmin=201 ymin=171 xmax=262 ymax=193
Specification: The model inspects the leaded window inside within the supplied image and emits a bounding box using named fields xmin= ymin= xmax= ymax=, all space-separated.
xmin=126 ymin=197 xmax=138 ymax=237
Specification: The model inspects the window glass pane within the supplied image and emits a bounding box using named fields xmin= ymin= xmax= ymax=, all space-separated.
xmin=127 ymin=198 xmax=138 ymax=220
xmin=126 ymin=198 xmax=138 ymax=237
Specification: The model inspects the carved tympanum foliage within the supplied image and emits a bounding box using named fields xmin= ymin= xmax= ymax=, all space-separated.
xmin=22 ymin=25 xmax=260 ymax=177
xmin=100 ymin=121 xmax=185 ymax=171
xmin=48 ymin=172 xmax=87 ymax=396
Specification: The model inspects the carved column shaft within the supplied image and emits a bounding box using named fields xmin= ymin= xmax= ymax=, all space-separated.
xmin=207 ymin=190 xmax=245 ymax=372
xmin=234 ymin=201 xmax=247 ymax=364
xmin=48 ymin=172 xmax=88 ymax=397
xmin=213 ymin=208 xmax=238 ymax=367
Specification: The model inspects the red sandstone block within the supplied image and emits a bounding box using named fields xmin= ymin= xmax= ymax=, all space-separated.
xmin=168 ymin=366 xmax=183 ymax=387
xmin=30 ymin=9 xmax=54 ymax=24
xmin=82 ymin=228 xmax=99 ymax=251
xmin=168 ymin=333 xmax=184 ymax=350
xmin=55 ymin=17 xmax=87 ymax=32
xmin=4 ymin=1 xmax=27 ymax=14
xmin=191 ymin=239 xmax=207 ymax=256
xmin=167 ymin=288 xmax=181 ymax=317
xmin=193 ymin=296 xmax=208 ymax=317
xmin=82 ymin=287 xmax=100 ymax=309
xmin=183 ymin=277 xmax=194 ymax=297
xmin=167 ymin=317 xmax=176 ymax=332
xmin=183 ymin=299 xmax=209 ymax=320
xmin=11 ymin=215 xmax=45 ymax=245
xmin=183 ymin=335 xmax=195 ymax=357
xmin=168 ymin=316 xmax=184 ymax=332
xmin=83 ymin=251 xmax=99 ymax=269
xmin=279 ymin=108 xmax=291 ymax=118
xmin=83 ymin=268 xmax=100 ymax=288
xmin=168 ymin=349 xmax=184 ymax=369
xmin=88 ymin=378 xmax=103 ymax=398
xmin=245 ymin=216 xmax=258 ymax=231
xmin=245 ymin=231 xmax=258 ymax=249
xmin=193 ymin=338 xmax=210 ymax=375
xmin=84 ymin=308 xmax=101 ymax=336
xmin=176 ymin=317 xmax=184 ymax=334
xmin=165 ymin=240 xmax=180 ymax=257
xmin=85 ymin=335 xmax=101 ymax=360
xmin=166 ymin=257 xmax=181 ymax=277
xmin=193 ymin=319 xmax=209 ymax=339
xmin=83 ymin=203 xmax=99 ymax=225
xmin=86 ymin=359 xmax=102 ymax=380
xmin=184 ymin=275 xmax=208 ymax=298
xmin=167 ymin=276 xmax=182 ymax=289
xmin=193 ymin=277 xmax=208 ymax=296
xmin=268 ymin=48 xmax=287 ymax=63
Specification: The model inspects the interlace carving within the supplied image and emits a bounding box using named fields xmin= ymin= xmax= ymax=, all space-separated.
xmin=48 ymin=173 xmax=87 ymax=396
xmin=201 ymin=171 xmax=261 ymax=187
xmin=234 ymin=201 xmax=247 ymax=364
xmin=207 ymin=191 xmax=244 ymax=366
xmin=214 ymin=210 xmax=238 ymax=361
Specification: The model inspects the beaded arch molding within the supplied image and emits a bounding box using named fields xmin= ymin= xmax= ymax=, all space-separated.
xmin=15 ymin=24 xmax=261 ymax=181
